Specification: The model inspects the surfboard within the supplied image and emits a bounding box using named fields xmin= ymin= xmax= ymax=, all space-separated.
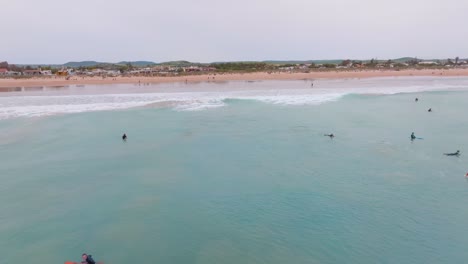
xmin=65 ymin=262 xmax=103 ymax=264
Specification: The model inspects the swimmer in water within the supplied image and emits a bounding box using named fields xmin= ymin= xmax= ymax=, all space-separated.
xmin=428 ymin=108 xmax=432 ymax=112
xmin=444 ymin=150 xmax=460 ymax=156
xmin=122 ymin=133 xmax=127 ymax=141
xmin=410 ymin=132 xmax=416 ymax=140
xmin=415 ymin=98 xmax=419 ymax=102
xmin=324 ymin=133 xmax=335 ymax=138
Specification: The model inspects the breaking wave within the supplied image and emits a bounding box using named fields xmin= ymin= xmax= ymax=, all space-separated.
xmin=1 ymin=78 xmax=467 ymax=119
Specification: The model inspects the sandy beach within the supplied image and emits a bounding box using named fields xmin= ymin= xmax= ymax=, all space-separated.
xmin=1 ymin=68 xmax=468 ymax=88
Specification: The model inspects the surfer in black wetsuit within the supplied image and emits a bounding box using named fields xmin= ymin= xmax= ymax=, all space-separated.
xmin=122 ymin=133 xmax=127 ymax=141
xmin=444 ymin=150 xmax=460 ymax=156
xmin=415 ymin=98 xmax=419 ymax=102
xmin=428 ymin=108 xmax=432 ymax=112
xmin=324 ymin=133 xmax=335 ymax=138
xmin=80 ymin=253 xmax=96 ymax=264
xmin=411 ymin=132 xmax=416 ymax=140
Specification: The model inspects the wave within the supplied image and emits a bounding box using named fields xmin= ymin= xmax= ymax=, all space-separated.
xmin=0 ymin=92 xmax=347 ymax=119
xmin=0 ymin=78 xmax=467 ymax=119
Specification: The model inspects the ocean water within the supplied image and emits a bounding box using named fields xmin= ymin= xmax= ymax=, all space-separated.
xmin=1 ymin=77 xmax=468 ymax=264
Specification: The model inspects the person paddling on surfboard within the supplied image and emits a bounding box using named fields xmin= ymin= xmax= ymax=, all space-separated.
xmin=444 ymin=150 xmax=460 ymax=156
xmin=65 ymin=253 xmax=96 ymax=264
xmin=324 ymin=133 xmax=335 ymax=139
xmin=81 ymin=253 xmax=96 ymax=264
xmin=65 ymin=253 xmax=101 ymax=264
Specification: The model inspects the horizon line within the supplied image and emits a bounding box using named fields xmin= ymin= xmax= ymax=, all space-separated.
xmin=3 ymin=56 xmax=467 ymax=66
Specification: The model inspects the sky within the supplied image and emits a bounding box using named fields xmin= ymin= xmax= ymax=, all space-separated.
xmin=1 ymin=0 xmax=468 ymax=64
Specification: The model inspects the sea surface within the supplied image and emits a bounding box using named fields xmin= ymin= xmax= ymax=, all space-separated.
xmin=1 ymin=77 xmax=468 ymax=264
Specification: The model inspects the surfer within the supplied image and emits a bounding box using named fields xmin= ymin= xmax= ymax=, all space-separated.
xmin=444 ymin=150 xmax=460 ymax=156
xmin=410 ymin=132 xmax=416 ymax=140
xmin=81 ymin=253 xmax=96 ymax=264
xmin=122 ymin=133 xmax=127 ymax=141
xmin=415 ymin=98 xmax=419 ymax=102
xmin=324 ymin=133 xmax=335 ymax=138
xmin=65 ymin=253 xmax=100 ymax=264
xmin=428 ymin=108 xmax=432 ymax=112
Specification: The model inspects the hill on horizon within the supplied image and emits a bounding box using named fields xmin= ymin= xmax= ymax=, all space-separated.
xmin=63 ymin=61 xmax=104 ymax=67
xmin=118 ymin=61 xmax=157 ymax=66
xmin=62 ymin=61 xmax=158 ymax=67
xmin=157 ymin=60 xmax=199 ymax=66
xmin=262 ymin=60 xmax=343 ymax=65
xmin=9 ymin=57 xmax=464 ymax=68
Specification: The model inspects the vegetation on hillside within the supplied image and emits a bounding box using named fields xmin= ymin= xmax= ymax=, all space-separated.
xmin=1 ymin=56 xmax=467 ymax=77
xmin=211 ymin=62 xmax=274 ymax=72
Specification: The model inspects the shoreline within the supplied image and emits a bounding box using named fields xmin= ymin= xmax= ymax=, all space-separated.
xmin=1 ymin=69 xmax=468 ymax=88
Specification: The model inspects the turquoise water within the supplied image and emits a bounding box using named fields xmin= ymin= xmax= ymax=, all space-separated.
xmin=1 ymin=80 xmax=468 ymax=264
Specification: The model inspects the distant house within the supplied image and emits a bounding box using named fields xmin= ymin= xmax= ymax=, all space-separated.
xmin=23 ymin=69 xmax=42 ymax=75
xmin=56 ymin=68 xmax=73 ymax=76
xmin=182 ymin=66 xmax=214 ymax=72
xmin=183 ymin=66 xmax=202 ymax=72
xmin=40 ymin=70 xmax=52 ymax=76
xmin=151 ymin=66 xmax=165 ymax=73
xmin=418 ymin=61 xmax=438 ymax=66
xmin=105 ymin=70 xmax=120 ymax=76
xmin=0 ymin=68 xmax=8 ymax=75
xmin=206 ymin=67 xmax=216 ymax=71
xmin=7 ymin=71 xmax=21 ymax=76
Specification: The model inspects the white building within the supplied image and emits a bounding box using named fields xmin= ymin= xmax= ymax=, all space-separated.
xmin=418 ymin=61 xmax=438 ymax=65
xmin=40 ymin=70 xmax=53 ymax=76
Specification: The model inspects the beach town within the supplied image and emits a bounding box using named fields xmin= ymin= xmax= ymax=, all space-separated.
xmin=1 ymin=58 xmax=468 ymax=77
xmin=1 ymin=58 xmax=468 ymax=88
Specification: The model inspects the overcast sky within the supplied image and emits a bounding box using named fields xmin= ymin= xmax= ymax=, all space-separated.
xmin=1 ymin=0 xmax=467 ymax=64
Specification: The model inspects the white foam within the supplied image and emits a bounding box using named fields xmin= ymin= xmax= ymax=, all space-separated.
xmin=244 ymin=93 xmax=345 ymax=106
xmin=1 ymin=77 xmax=467 ymax=119
xmin=173 ymin=100 xmax=227 ymax=111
